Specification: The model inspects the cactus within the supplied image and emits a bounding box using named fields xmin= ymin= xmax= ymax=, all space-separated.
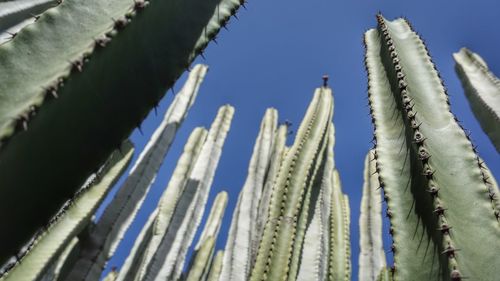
xmin=220 ymin=108 xmax=279 ymax=281
xmin=115 ymin=105 xmax=233 ymax=281
xmin=184 ymin=192 xmax=228 ymax=281
xmin=358 ymin=150 xmax=386 ymax=281
xmin=453 ymin=47 xmax=500 ymax=152
xmin=206 ymin=250 xmax=224 ymax=281
xmin=47 ymin=65 xmax=209 ymax=281
xmin=0 ymin=143 xmax=134 ymax=280
xmin=244 ymin=85 xmax=351 ymax=281
xmin=364 ymin=14 xmax=500 ymax=281
xmin=0 ymin=0 xmax=243 ymax=263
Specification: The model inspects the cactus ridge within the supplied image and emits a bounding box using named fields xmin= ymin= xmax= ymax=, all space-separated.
xmin=366 ymin=14 xmax=500 ymax=281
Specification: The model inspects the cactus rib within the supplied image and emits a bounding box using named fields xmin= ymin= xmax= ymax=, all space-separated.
xmin=0 ymin=0 xmax=57 ymax=33
xmin=453 ymin=47 xmax=500 ymax=152
xmin=358 ymin=150 xmax=387 ymax=281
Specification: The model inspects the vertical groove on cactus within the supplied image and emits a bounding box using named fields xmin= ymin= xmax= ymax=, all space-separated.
xmin=296 ymin=124 xmax=335 ymax=281
xmin=143 ymin=105 xmax=234 ymax=281
xmin=0 ymin=143 xmax=134 ymax=280
xmin=206 ymin=250 xmax=224 ymax=281
xmin=328 ymin=170 xmax=351 ymax=281
xmin=250 ymin=87 xmax=333 ymax=281
xmin=0 ymin=0 xmax=243 ymax=261
xmin=453 ymin=47 xmax=500 ymax=152
xmin=39 ymin=237 xmax=79 ymax=281
xmin=220 ymin=108 xmax=278 ymax=281
xmin=366 ymin=14 xmax=500 ymax=281
xmin=116 ymin=127 xmax=207 ymax=281
xmin=62 ymin=65 xmax=208 ymax=281
xmin=253 ymin=124 xmax=288 ymax=264
xmin=185 ymin=192 xmax=228 ymax=281
xmin=358 ymin=150 xmax=387 ymax=281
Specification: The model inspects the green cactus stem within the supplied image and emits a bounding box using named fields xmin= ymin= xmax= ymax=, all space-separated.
xmin=250 ymin=86 xmax=333 ymax=281
xmin=0 ymin=142 xmax=134 ymax=280
xmin=328 ymin=169 xmax=351 ymax=281
xmin=220 ymin=108 xmax=278 ymax=281
xmin=0 ymin=0 xmax=242 ymax=263
xmin=115 ymin=106 xmax=233 ymax=281
xmin=358 ymin=150 xmax=386 ymax=281
xmin=453 ymin=47 xmax=500 ymax=152
xmin=184 ymin=191 xmax=228 ymax=281
xmin=206 ymin=250 xmax=223 ymax=281
xmin=365 ymin=14 xmax=500 ymax=281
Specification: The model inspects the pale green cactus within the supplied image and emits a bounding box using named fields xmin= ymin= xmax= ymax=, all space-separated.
xmin=220 ymin=108 xmax=280 ymax=281
xmin=358 ymin=150 xmax=386 ymax=281
xmin=453 ymin=47 xmax=500 ymax=152
xmin=364 ymin=14 xmax=500 ymax=281
xmin=0 ymin=0 xmax=243 ymax=262
xmin=0 ymin=0 xmax=57 ymax=33
xmin=115 ymin=105 xmax=234 ymax=281
xmin=185 ymin=192 xmax=228 ymax=281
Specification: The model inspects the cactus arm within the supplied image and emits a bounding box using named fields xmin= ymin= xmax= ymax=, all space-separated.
xmin=0 ymin=0 xmax=57 ymax=32
xmin=453 ymin=48 xmax=500 ymax=152
xmin=206 ymin=250 xmax=223 ymax=281
xmin=379 ymin=16 xmax=500 ymax=280
xmin=0 ymin=0 xmax=242 ymax=262
xmin=194 ymin=192 xmax=228 ymax=251
xmin=358 ymin=150 xmax=387 ymax=281
xmin=328 ymin=170 xmax=351 ymax=281
xmin=115 ymin=127 xmax=207 ymax=281
xmin=365 ymin=26 xmax=445 ymax=281
xmin=220 ymin=108 xmax=278 ymax=281
xmin=185 ymin=192 xmax=228 ymax=281
xmin=185 ymin=236 xmax=216 ymax=281
xmin=0 ymin=143 xmax=134 ymax=281
xmin=143 ymin=105 xmax=234 ymax=281
xmin=250 ymin=88 xmax=332 ymax=281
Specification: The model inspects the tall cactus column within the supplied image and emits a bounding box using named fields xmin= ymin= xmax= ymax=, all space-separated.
xmin=364 ymin=14 xmax=500 ymax=281
xmin=250 ymin=86 xmax=334 ymax=281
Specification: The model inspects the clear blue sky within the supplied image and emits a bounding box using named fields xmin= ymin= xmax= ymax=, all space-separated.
xmin=102 ymin=1 xmax=500 ymax=280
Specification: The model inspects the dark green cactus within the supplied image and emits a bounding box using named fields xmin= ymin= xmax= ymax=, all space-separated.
xmin=364 ymin=14 xmax=500 ymax=281
xmin=0 ymin=0 xmax=243 ymax=264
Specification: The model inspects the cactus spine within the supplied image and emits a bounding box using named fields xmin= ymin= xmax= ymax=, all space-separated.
xmin=365 ymin=14 xmax=500 ymax=280
xmin=0 ymin=143 xmax=134 ymax=281
xmin=453 ymin=47 xmax=500 ymax=152
xmin=358 ymin=150 xmax=386 ymax=281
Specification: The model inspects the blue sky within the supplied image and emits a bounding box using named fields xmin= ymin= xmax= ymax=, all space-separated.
xmin=102 ymin=1 xmax=500 ymax=280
